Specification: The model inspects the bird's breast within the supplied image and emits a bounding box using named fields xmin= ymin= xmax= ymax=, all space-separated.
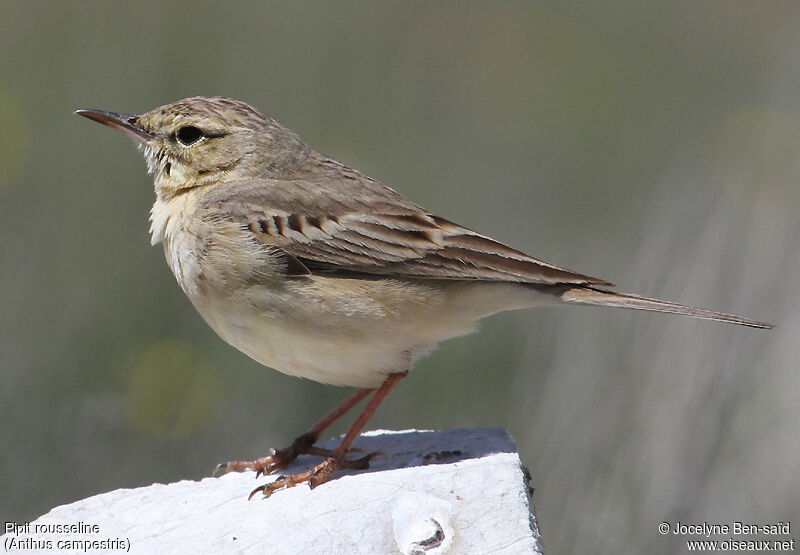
xmin=150 ymin=194 xmax=208 ymax=295
xmin=150 ymin=192 xmax=281 ymax=297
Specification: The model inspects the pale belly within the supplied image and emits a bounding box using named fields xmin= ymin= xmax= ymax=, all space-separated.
xmin=184 ymin=277 xmax=554 ymax=388
xmin=195 ymin=303 xmax=425 ymax=387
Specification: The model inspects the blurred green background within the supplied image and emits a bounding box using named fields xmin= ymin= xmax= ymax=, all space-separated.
xmin=1 ymin=2 xmax=798 ymax=553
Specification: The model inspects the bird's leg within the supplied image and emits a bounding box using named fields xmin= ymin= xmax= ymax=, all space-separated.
xmin=213 ymin=386 xmax=374 ymax=477
xmin=251 ymin=371 xmax=408 ymax=498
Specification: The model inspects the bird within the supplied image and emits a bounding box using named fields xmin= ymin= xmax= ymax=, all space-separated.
xmin=75 ymin=97 xmax=772 ymax=498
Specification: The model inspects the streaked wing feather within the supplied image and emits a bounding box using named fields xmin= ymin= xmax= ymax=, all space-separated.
xmin=238 ymin=211 xmax=608 ymax=284
xmin=208 ymin=175 xmax=610 ymax=285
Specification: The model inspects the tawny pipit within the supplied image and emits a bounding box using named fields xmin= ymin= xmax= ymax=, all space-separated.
xmin=76 ymin=97 xmax=772 ymax=498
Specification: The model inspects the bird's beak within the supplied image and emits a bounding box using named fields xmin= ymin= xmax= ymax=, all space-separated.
xmin=74 ymin=109 xmax=154 ymax=142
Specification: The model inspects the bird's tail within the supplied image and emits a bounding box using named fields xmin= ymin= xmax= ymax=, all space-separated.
xmin=559 ymin=286 xmax=774 ymax=329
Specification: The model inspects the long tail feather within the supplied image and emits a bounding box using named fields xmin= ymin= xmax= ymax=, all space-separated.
xmin=560 ymin=286 xmax=774 ymax=329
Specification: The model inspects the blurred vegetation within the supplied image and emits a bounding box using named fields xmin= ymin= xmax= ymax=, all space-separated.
xmin=1 ymin=2 xmax=798 ymax=553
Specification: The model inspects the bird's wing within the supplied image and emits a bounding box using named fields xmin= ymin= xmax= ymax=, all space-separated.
xmin=205 ymin=174 xmax=611 ymax=285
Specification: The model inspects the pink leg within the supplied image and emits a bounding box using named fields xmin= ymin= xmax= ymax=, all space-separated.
xmin=250 ymin=372 xmax=408 ymax=498
xmin=213 ymin=387 xmax=374 ymax=477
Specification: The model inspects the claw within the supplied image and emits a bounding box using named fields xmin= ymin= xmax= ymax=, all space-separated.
xmin=248 ymin=450 xmax=384 ymax=498
xmin=351 ymin=454 xmax=374 ymax=470
xmin=248 ymin=485 xmax=267 ymax=500
xmin=214 ymin=431 xmax=330 ymax=482
xmin=212 ymin=462 xmax=229 ymax=477
xmin=342 ymin=450 xmax=383 ymax=470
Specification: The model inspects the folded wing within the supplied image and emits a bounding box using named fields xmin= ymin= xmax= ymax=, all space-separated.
xmin=208 ymin=176 xmax=610 ymax=285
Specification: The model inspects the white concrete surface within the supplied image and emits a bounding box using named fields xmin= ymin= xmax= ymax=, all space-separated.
xmin=3 ymin=428 xmax=544 ymax=554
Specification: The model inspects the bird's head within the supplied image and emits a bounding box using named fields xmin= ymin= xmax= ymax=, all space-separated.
xmin=75 ymin=96 xmax=310 ymax=198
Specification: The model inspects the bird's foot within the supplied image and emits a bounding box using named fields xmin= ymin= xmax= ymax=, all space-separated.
xmin=213 ymin=431 xmax=328 ymax=478
xmin=248 ymin=451 xmax=382 ymax=499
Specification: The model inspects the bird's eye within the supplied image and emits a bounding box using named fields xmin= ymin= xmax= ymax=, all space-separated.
xmin=176 ymin=126 xmax=204 ymax=146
